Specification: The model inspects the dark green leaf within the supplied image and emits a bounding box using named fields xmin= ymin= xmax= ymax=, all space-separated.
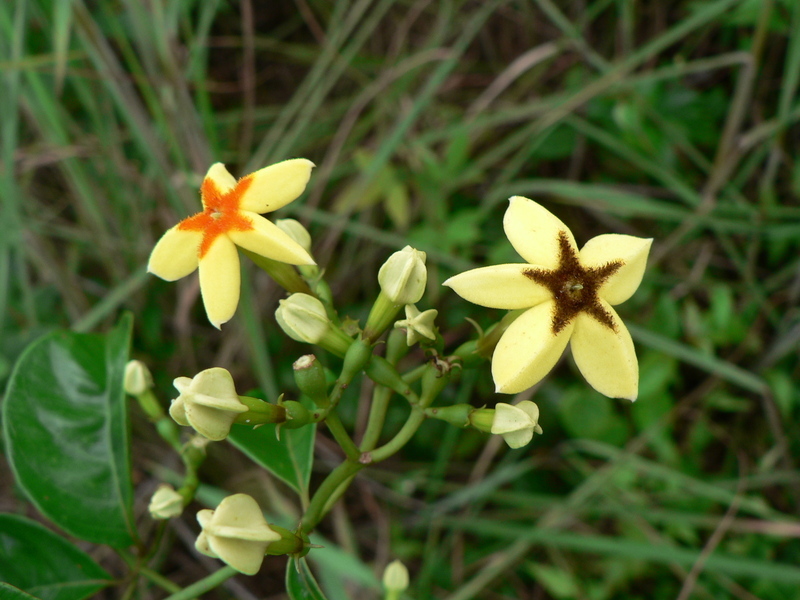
xmin=228 ymin=422 xmax=315 ymax=496
xmin=2 ymin=315 xmax=136 ymax=547
xmin=0 ymin=583 xmax=42 ymax=600
xmin=286 ymin=558 xmax=329 ymax=600
xmin=0 ymin=514 xmax=111 ymax=600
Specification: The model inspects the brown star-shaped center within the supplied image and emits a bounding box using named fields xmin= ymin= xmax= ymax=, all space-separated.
xmin=523 ymin=231 xmax=623 ymax=335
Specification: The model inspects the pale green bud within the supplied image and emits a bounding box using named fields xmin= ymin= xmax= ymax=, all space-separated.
xmin=383 ymin=559 xmax=409 ymax=595
xmin=293 ymin=355 xmax=329 ymax=406
xmin=124 ymin=360 xmax=153 ymax=396
xmin=275 ymin=218 xmax=312 ymax=253
xmin=195 ymin=494 xmax=281 ymax=575
xmin=491 ymin=401 xmax=543 ymax=448
xmin=169 ymin=368 xmax=248 ymax=441
xmin=378 ymin=246 xmax=427 ymax=305
xmin=148 ymin=484 xmax=184 ymax=519
xmin=276 ymin=294 xmax=353 ymax=355
xmin=276 ymin=293 xmax=331 ymax=344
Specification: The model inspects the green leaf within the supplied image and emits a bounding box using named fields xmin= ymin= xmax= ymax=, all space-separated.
xmin=0 ymin=514 xmax=111 ymax=600
xmin=228 ymin=422 xmax=315 ymax=496
xmin=286 ymin=558 xmax=329 ymax=600
xmin=0 ymin=584 xmax=42 ymax=600
xmin=2 ymin=314 xmax=136 ymax=547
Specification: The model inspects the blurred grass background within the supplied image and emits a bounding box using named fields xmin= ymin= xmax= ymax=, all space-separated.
xmin=2 ymin=0 xmax=800 ymax=598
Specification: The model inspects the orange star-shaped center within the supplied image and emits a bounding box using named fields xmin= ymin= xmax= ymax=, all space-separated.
xmin=523 ymin=231 xmax=623 ymax=334
xmin=177 ymin=176 xmax=256 ymax=258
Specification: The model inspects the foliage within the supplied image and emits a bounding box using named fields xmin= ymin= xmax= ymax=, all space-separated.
xmin=2 ymin=0 xmax=800 ymax=599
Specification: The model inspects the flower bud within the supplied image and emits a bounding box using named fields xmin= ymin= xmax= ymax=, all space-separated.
xmin=195 ymin=494 xmax=281 ymax=575
xmin=275 ymin=218 xmax=312 ymax=253
xmin=378 ymin=246 xmax=427 ymax=305
xmin=491 ymin=401 xmax=543 ymax=449
xmin=169 ymin=368 xmax=248 ymax=441
xmin=276 ymin=293 xmax=330 ymax=343
xmin=383 ymin=560 xmax=409 ymax=597
xmin=148 ymin=484 xmax=184 ymax=519
xmin=276 ymin=293 xmax=352 ymax=356
xmin=124 ymin=360 xmax=153 ymax=396
xmin=293 ymin=355 xmax=329 ymax=406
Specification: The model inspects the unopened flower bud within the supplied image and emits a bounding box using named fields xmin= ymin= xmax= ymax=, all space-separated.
xmin=195 ymin=494 xmax=281 ymax=575
xmin=491 ymin=401 xmax=543 ymax=449
xmin=169 ymin=368 xmax=248 ymax=441
xmin=293 ymin=355 xmax=329 ymax=406
xmin=149 ymin=484 xmax=183 ymax=519
xmin=275 ymin=218 xmax=312 ymax=253
xmin=383 ymin=559 xmax=409 ymax=598
xmin=276 ymin=293 xmax=329 ymax=343
xmin=124 ymin=360 xmax=153 ymax=396
xmin=276 ymin=294 xmax=352 ymax=355
xmin=378 ymin=246 xmax=427 ymax=305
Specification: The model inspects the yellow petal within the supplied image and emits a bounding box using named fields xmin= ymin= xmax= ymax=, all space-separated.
xmin=212 ymin=495 xmax=277 ymax=540
xmin=195 ymin=530 xmax=217 ymax=558
xmin=168 ymin=397 xmax=189 ymax=426
xmin=570 ymin=301 xmax=638 ymax=400
xmin=184 ymin=403 xmax=238 ymax=440
xmin=204 ymin=163 xmax=238 ymax=199
xmin=492 ymin=301 xmax=574 ymax=394
xmin=501 ymin=427 xmax=533 ymax=449
xmin=503 ymin=196 xmax=577 ymax=270
xmin=443 ymin=264 xmax=551 ymax=309
xmin=580 ymin=234 xmax=652 ymax=305
xmin=228 ymin=212 xmax=315 ymax=265
xmin=147 ymin=226 xmax=202 ymax=281
xmin=198 ymin=236 xmax=240 ymax=328
xmin=206 ymin=537 xmax=269 ymax=576
xmin=491 ymin=403 xmax=532 ymax=434
xmin=190 ymin=368 xmax=241 ymax=404
xmin=238 ymin=158 xmax=315 ymax=213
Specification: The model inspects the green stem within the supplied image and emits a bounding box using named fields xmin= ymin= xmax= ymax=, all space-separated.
xmin=162 ymin=566 xmax=237 ymax=600
xmin=368 ymin=406 xmax=427 ymax=463
xmin=134 ymin=390 xmax=181 ymax=451
xmin=118 ymin=550 xmax=182 ymax=594
xmin=177 ymin=440 xmax=206 ymax=505
xmin=325 ymin=412 xmax=362 ymax=461
xmin=359 ymin=385 xmax=391 ymax=451
xmin=302 ymin=459 xmax=364 ymax=533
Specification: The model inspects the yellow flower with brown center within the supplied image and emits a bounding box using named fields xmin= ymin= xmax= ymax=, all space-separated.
xmin=148 ymin=160 xmax=316 ymax=328
xmin=444 ymin=196 xmax=651 ymax=400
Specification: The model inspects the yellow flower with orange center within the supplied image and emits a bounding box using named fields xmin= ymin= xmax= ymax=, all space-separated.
xmin=148 ymin=160 xmax=316 ymax=328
